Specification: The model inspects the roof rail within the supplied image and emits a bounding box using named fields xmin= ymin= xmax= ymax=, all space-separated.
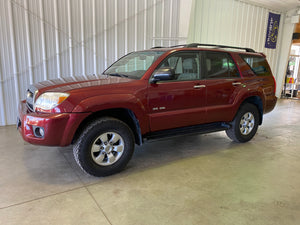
xmin=151 ymin=45 xmax=185 ymax=49
xmin=185 ymin=43 xmax=255 ymax=52
xmin=170 ymin=44 xmax=187 ymax=48
xmin=151 ymin=46 xmax=164 ymax=49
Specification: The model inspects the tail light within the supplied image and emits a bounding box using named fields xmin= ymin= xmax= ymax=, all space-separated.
xmin=272 ymin=76 xmax=276 ymax=94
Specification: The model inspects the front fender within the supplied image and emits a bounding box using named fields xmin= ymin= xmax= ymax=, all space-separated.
xmin=72 ymin=94 xmax=149 ymax=133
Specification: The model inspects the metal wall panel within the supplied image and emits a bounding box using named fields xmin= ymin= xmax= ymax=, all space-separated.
xmin=0 ymin=0 xmax=181 ymax=126
xmin=188 ymin=0 xmax=284 ymax=83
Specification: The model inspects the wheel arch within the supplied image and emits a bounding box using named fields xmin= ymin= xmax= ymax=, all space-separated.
xmin=240 ymin=96 xmax=263 ymax=125
xmin=72 ymin=108 xmax=143 ymax=146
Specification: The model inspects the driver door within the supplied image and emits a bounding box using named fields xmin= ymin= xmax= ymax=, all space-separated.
xmin=147 ymin=51 xmax=206 ymax=132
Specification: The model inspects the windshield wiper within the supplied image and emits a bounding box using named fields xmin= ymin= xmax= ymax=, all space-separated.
xmin=106 ymin=73 xmax=129 ymax=78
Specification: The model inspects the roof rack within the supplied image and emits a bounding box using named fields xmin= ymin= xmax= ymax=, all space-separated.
xmin=170 ymin=44 xmax=187 ymax=48
xmin=151 ymin=46 xmax=164 ymax=49
xmin=151 ymin=45 xmax=186 ymax=49
xmin=185 ymin=43 xmax=255 ymax=52
xmin=150 ymin=43 xmax=256 ymax=53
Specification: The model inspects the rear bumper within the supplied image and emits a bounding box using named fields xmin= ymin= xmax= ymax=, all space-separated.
xmin=264 ymin=95 xmax=277 ymax=114
xmin=17 ymin=101 xmax=90 ymax=146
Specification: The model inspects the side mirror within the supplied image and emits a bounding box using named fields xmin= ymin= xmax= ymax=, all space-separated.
xmin=150 ymin=68 xmax=175 ymax=83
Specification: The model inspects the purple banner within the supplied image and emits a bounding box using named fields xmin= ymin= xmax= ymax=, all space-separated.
xmin=265 ymin=12 xmax=281 ymax=49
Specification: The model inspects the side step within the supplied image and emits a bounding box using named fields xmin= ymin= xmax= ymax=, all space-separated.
xmin=144 ymin=122 xmax=230 ymax=141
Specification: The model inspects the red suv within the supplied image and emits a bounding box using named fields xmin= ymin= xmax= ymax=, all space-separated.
xmin=18 ymin=43 xmax=277 ymax=176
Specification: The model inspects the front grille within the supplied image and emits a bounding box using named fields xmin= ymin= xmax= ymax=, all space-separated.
xmin=26 ymin=85 xmax=38 ymax=112
xmin=26 ymin=101 xmax=34 ymax=111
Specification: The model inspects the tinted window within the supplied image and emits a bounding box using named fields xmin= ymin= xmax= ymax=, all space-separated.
xmin=156 ymin=52 xmax=200 ymax=81
xmin=240 ymin=54 xmax=271 ymax=76
xmin=204 ymin=52 xmax=239 ymax=78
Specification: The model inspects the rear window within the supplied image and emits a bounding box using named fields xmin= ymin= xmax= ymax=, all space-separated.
xmin=240 ymin=54 xmax=271 ymax=76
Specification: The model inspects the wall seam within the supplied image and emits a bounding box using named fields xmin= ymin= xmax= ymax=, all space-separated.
xmin=8 ymin=0 xmax=20 ymax=109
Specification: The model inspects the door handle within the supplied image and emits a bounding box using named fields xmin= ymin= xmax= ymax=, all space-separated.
xmin=194 ymin=85 xmax=206 ymax=89
xmin=232 ymin=82 xmax=242 ymax=86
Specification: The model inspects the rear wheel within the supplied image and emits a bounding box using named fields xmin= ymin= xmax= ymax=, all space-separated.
xmin=73 ymin=117 xmax=135 ymax=177
xmin=226 ymin=103 xmax=260 ymax=143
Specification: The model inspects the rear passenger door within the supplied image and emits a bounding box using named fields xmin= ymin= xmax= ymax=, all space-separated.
xmin=202 ymin=51 xmax=243 ymax=123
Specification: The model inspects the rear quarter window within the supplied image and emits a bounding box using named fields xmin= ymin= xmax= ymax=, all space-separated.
xmin=240 ymin=54 xmax=271 ymax=76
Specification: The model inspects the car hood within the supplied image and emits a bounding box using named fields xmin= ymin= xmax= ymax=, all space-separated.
xmin=33 ymin=75 xmax=134 ymax=93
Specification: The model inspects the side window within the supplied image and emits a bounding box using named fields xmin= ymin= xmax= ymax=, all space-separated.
xmin=240 ymin=54 xmax=271 ymax=76
xmin=204 ymin=52 xmax=239 ymax=79
xmin=155 ymin=52 xmax=200 ymax=81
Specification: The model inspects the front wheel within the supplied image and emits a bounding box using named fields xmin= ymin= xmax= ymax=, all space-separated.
xmin=226 ymin=103 xmax=260 ymax=143
xmin=73 ymin=117 xmax=135 ymax=177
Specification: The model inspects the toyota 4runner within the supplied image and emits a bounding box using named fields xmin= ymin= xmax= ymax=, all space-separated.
xmin=17 ymin=43 xmax=277 ymax=177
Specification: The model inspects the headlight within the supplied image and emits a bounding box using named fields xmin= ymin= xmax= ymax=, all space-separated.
xmin=34 ymin=92 xmax=70 ymax=111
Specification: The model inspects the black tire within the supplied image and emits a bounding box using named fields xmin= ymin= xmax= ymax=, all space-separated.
xmin=226 ymin=103 xmax=260 ymax=143
xmin=73 ymin=117 xmax=135 ymax=177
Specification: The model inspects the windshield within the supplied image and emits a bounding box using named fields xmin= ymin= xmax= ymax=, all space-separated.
xmin=103 ymin=51 xmax=165 ymax=79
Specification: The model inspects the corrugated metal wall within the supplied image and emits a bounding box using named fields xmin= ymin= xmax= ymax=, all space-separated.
xmin=188 ymin=0 xmax=284 ymax=83
xmin=0 ymin=0 xmax=181 ymax=126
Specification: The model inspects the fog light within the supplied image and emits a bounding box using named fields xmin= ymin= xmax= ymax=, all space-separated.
xmin=33 ymin=126 xmax=45 ymax=138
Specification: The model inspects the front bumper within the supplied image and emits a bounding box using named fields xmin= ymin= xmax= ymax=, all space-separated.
xmin=17 ymin=101 xmax=90 ymax=146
